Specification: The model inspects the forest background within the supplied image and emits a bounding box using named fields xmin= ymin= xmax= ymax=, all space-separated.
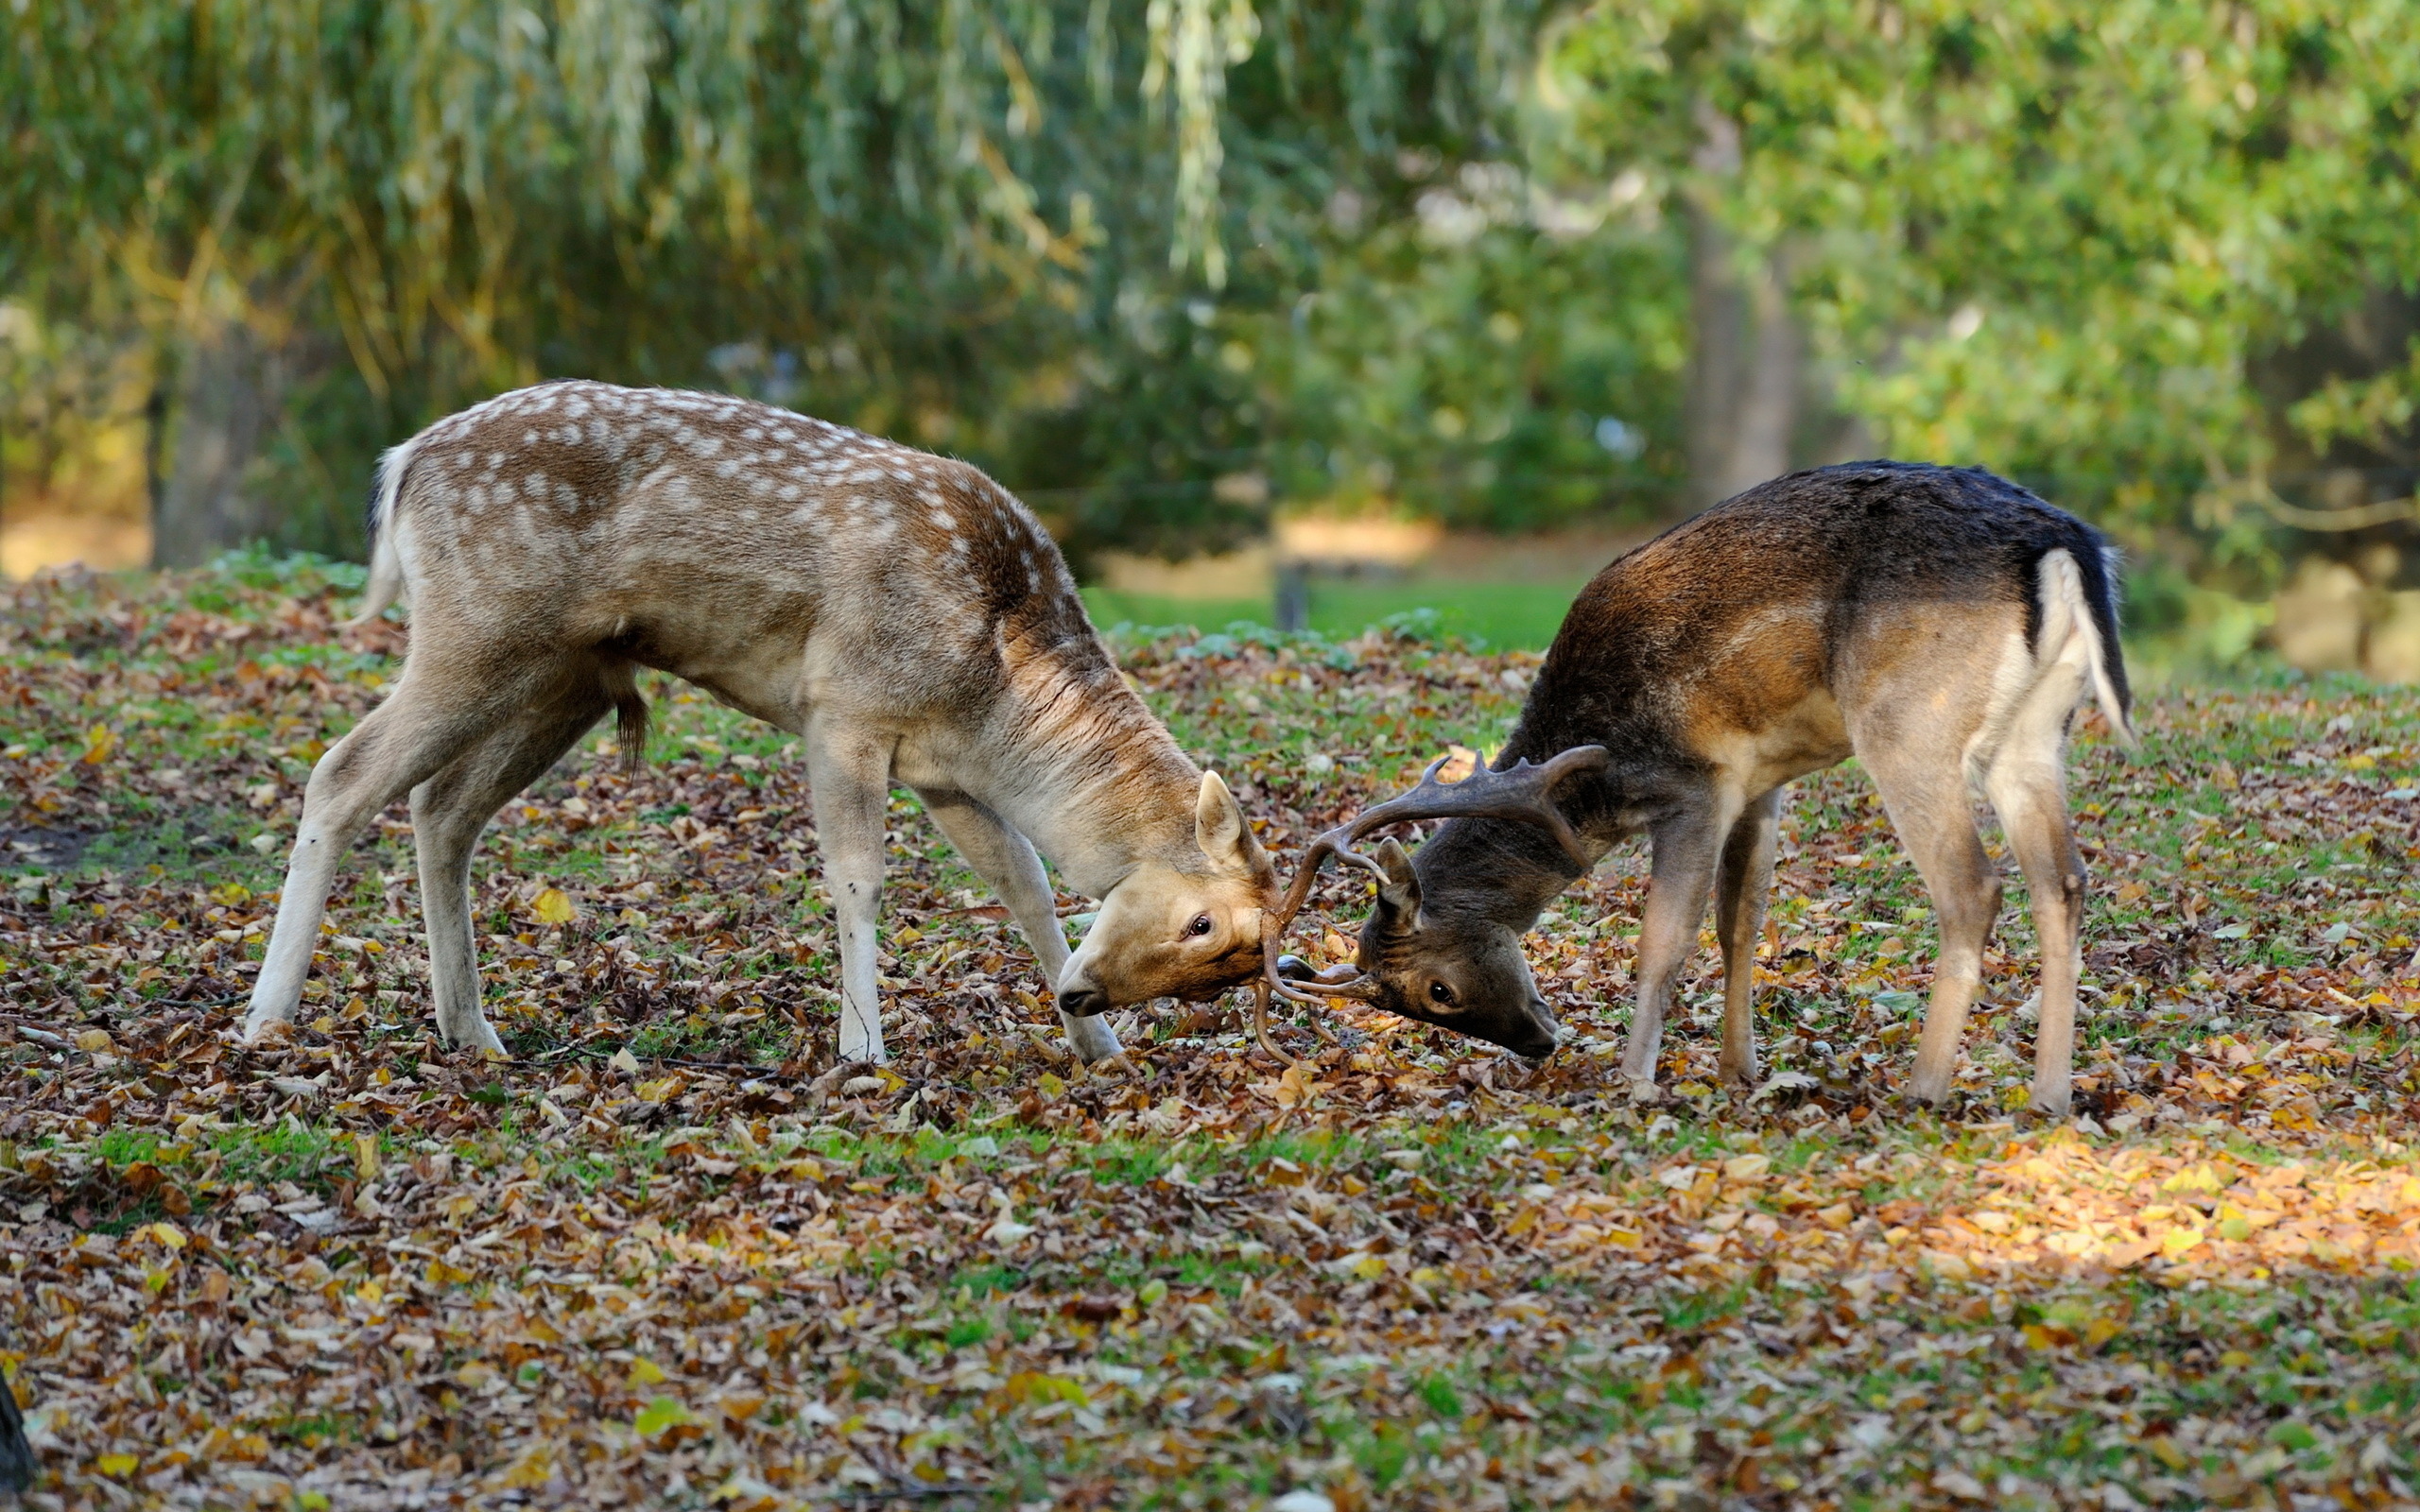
xmin=5 ymin=0 xmax=2419 ymax=665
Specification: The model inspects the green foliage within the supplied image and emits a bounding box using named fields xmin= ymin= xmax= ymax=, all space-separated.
xmin=6 ymin=1 xmax=2418 ymax=580
xmin=1542 ymin=0 xmax=2420 ymax=582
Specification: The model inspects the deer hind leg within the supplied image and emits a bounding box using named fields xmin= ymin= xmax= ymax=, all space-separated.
xmin=1713 ymin=787 xmax=1784 ymax=1087
xmin=409 ymin=684 xmax=612 ymax=1053
xmin=244 ymin=673 xmax=521 ymax=1040
xmin=1620 ymin=804 xmax=1728 ymax=1089
xmin=917 ymin=788 xmax=1120 ymax=1062
xmin=1984 ymin=731 xmax=2088 ymax=1120
xmin=1858 ymin=747 xmax=2003 ymax=1107
xmin=807 ymin=719 xmax=898 ymax=1064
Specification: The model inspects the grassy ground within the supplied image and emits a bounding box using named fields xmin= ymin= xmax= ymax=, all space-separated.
xmin=4 ymin=555 xmax=2420 ymax=1509
xmin=1081 ymin=578 xmax=1596 ymax=652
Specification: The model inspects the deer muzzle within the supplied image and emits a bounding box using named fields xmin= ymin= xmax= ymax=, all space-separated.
xmin=1055 ymin=978 xmax=1112 ymax=1018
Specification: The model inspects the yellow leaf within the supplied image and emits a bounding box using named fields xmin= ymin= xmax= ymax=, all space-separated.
xmin=96 ymin=1452 xmax=138 ymax=1477
xmin=627 ymin=1358 xmax=666 ymax=1388
xmin=531 ymin=887 xmax=577 ymax=925
xmin=2161 ymin=1227 xmax=2204 ymax=1257
xmin=1346 ymin=1253 xmax=1388 ymax=1281
xmin=498 ymin=1444 xmax=553 ymax=1489
xmin=1037 ymin=1072 xmax=1066 ymax=1099
xmin=353 ymin=1131 xmax=381 ymax=1181
xmin=635 ymin=1077 xmax=682 ymax=1105
xmin=76 ymin=1029 xmax=115 ymax=1054
xmin=145 ymin=1221 xmax=187 ymax=1250
xmin=2220 ymin=1349 xmax=2253 ymax=1368
xmin=1003 ymin=1371 xmax=1088 ymax=1406
xmin=80 ymin=725 xmax=116 ymax=765
xmin=2147 ymin=1435 xmax=2189 ymax=1470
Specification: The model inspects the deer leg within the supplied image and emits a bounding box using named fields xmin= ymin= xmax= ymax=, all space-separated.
xmin=1712 ymin=787 xmax=1783 ymax=1087
xmin=244 ymin=677 xmax=512 ymax=1040
xmin=1861 ymin=756 xmax=2002 ymax=1107
xmin=1984 ymin=747 xmax=2087 ymax=1119
xmin=409 ymin=692 xmax=609 ymax=1053
xmin=918 ymin=787 xmax=1121 ymax=1062
xmin=1621 ymin=809 xmax=1725 ymax=1088
xmin=807 ymin=721 xmax=898 ymax=1064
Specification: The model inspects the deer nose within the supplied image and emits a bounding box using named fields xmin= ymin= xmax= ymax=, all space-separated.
xmin=1056 ymin=982 xmax=1112 ymax=1019
xmin=1519 ymin=1001 xmax=1565 ymax=1058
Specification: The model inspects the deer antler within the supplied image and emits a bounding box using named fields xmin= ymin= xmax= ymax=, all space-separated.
xmin=1252 ymin=745 xmax=1612 ymax=1063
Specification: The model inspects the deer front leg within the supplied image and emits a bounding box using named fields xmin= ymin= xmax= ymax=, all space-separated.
xmin=917 ymin=787 xmax=1121 ymax=1063
xmin=1621 ymin=812 xmax=1724 ymax=1091
xmin=1712 ymin=788 xmax=1783 ymax=1087
xmin=808 ymin=723 xmax=898 ymax=1064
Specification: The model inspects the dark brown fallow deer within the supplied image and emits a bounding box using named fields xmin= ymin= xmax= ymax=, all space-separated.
xmin=1263 ymin=462 xmax=2133 ymax=1117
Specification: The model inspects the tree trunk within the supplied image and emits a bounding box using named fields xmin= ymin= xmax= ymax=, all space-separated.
xmin=152 ymin=321 xmax=286 ymax=568
xmin=1683 ymin=106 xmax=1803 ymax=510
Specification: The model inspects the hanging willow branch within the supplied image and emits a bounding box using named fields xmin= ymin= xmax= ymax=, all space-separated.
xmin=2255 ymin=491 xmax=2420 ymax=532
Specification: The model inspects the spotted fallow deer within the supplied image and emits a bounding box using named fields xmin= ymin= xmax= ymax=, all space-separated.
xmin=1261 ymin=462 xmax=2133 ymax=1118
xmin=240 ymin=380 xmax=1278 ymax=1064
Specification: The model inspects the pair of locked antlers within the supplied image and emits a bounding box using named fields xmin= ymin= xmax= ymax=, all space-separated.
xmin=1250 ymin=743 xmax=1611 ymax=1063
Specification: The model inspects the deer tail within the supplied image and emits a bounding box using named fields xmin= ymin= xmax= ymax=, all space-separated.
xmin=2040 ymin=542 xmax=2136 ymax=751
xmin=343 ymin=435 xmax=421 ymax=629
xmin=602 ymin=659 xmax=650 ymax=775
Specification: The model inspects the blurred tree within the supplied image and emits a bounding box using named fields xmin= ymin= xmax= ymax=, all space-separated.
xmin=8 ymin=0 xmax=2417 ymax=597
xmin=0 ymin=0 xmax=1559 ymax=567
xmin=1542 ymin=0 xmax=2420 ymax=593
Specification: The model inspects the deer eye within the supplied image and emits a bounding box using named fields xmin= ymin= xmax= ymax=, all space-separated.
xmin=1186 ymin=913 xmax=1214 ymax=937
xmin=1427 ymin=981 xmax=1456 ymax=1006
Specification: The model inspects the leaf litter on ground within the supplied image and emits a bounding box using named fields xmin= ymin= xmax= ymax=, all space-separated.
xmin=3 ymin=558 xmax=2420 ymax=1507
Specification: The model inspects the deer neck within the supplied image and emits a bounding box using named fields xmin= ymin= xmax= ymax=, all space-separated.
xmin=1410 ymin=814 xmax=1593 ymax=932
xmin=1411 ymin=720 xmax=1631 ymax=931
xmin=981 ymin=635 xmax=1206 ymax=899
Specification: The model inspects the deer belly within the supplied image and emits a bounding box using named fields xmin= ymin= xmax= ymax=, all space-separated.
xmin=1698 ymin=687 xmax=1851 ymax=796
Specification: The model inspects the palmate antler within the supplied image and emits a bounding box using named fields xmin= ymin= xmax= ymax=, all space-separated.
xmin=1251 ymin=744 xmax=1612 ymax=1063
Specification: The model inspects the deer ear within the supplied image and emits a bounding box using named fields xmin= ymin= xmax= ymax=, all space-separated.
xmin=1195 ymin=771 xmax=1253 ymax=870
xmin=1372 ymin=837 xmax=1422 ymax=931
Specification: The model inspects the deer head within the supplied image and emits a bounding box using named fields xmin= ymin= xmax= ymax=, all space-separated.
xmin=1255 ymin=746 xmax=1609 ymax=1060
xmin=1057 ymin=770 xmax=1278 ymax=1017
